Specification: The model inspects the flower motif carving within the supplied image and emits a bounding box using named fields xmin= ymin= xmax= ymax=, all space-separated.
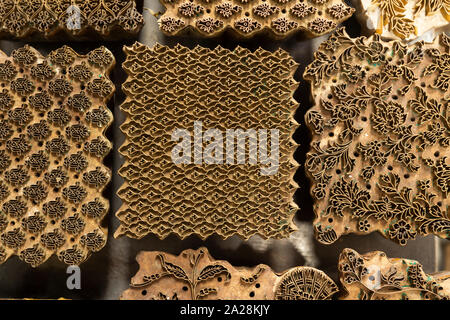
xmin=304 ymin=29 xmax=450 ymax=245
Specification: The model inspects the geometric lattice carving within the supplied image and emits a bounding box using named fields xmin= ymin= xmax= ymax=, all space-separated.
xmin=0 ymin=0 xmax=144 ymax=39
xmin=353 ymin=0 xmax=450 ymax=41
xmin=304 ymin=28 xmax=449 ymax=245
xmin=339 ymin=248 xmax=450 ymax=300
xmin=120 ymin=247 xmax=338 ymax=300
xmin=0 ymin=45 xmax=114 ymax=267
xmin=158 ymin=0 xmax=355 ymax=38
xmin=116 ymin=42 xmax=299 ymax=240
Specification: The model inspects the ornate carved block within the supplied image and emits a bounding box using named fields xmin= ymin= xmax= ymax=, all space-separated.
xmin=120 ymin=247 xmax=338 ymax=300
xmin=0 ymin=0 xmax=144 ymax=39
xmin=0 ymin=45 xmax=114 ymax=267
xmin=352 ymin=0 xmax=450 ymax=41
xmin=116 ymin=42 xmax=299 ymax=240
xmin=158 ymin=0 xmax=355 ymax=38
xmin=304 ymin=28 xmax=449 ymax=245
xmin=339 ymin=248 xmax=450 ymax=300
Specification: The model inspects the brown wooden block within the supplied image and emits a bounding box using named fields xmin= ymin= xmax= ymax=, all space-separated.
xmin=352 ymin=0 xmax=450 ymax=41
xmin=116 ymin=42 xmax=299 ymax=240
xmin=120 ymin=247 xmax=338 ymax=300
xmin=0 ymin=45 xmax=114 ymax=267
xmin=158 ymin=0 xmax=355 ymax=38
xmin=0 ymin=0 xmax=144 ymax=40
xmin=339 ymin=248 xmax=450 ymax=300
xmin=304 ymin=28 xmax=449 ymax=245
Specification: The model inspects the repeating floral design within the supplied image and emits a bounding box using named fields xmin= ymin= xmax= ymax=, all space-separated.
xmin=120 ymin=248 xmax=338 ymax=300
xmin=158 ymin=0 xmax=354 ymax=37
xmin=367 ymin=0 xmax=450 ymax=40
xmin=116 ymin=42 xmax=299 ymax=240
xmin=0 ymin=45 xmax=113 ymax=267
xmin=304 ymin=28 xmax=450 ymax=245
xmin=339 ymin=248 xmax=450 ymax=300
xmin=0 ymin=0 xmax=144 ymax=39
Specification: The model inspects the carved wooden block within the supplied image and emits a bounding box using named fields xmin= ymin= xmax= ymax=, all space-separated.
xmin=158 ymin=0 xmax=355 ymax=38
xmin=339 ymin=248 xmax=450 ymax=300
xmin=116 ymin=42 xmax=299 ymax=240
xmin=120 ymin=247 xmax=338 ymax=300
xmin=352 ymin=0 xmax=450 ymax=41
xmin=0 ymin=0 xmax=144 ymax=40
xmin=304 ymin=28 xmax=449 ymax=245
xmin=0 ymin=45 xmax=114 ymax=267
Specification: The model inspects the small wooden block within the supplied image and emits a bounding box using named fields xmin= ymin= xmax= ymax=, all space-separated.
xmin=339 ymin=248 xmax=450 ymax=300
xmin=0 ymin=0 xmax=144 ymax=40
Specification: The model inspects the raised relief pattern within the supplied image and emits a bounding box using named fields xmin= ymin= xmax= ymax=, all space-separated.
xmin=120 ymin=247 xmax=338 ymax=300
xmin=116 ymin=42 xmax=299 ymax=240
xmin=158 ymin=0 xmax=354 ymax=38
xmin=339 ymin=248 xmax=450 ymax=300
xmin=0 ymin=0 xmax=144 ymax=39
xmin=0 ymin=45 xmax=113 ymax=267
xmin=304 ymin=28 xmax=450 ymax=245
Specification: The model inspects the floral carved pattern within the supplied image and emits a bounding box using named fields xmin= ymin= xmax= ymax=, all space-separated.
xmin=339 ymin=248 xmax=450 ymax=300
xmin=120 ymin=247 xmax=338 ymax=300
xmin=0 ymin=0 xmax=144 ymax=39
xmin=304 ymin=28 xmax=450 ymax=245
xmin=158 ymin=0 xmax=354 ymax=38
xmin=0 ymin=45 xmax=113 ymax=267
xmin=360 ymin=0 xmax=450 ymax=40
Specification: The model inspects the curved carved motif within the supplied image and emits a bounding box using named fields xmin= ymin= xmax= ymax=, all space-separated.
xmin=0 ymin=45 xmax=113 ymax=267
xmin=120 ymin=247 xmax=338 ymax=300
xmin=116 ymin=42 xmax=299 ymax=241
xmin=353 ymin=0 xmax=450 ymax=41
xmin=158 ymin=0 xmax=354 ymax=38
xmin=339 ymin=248 xmax=450 ymax=300
xmin=304 ymin=29 xmax=450 ymax=245
xmin=0 ymin=0 xmax=144 ymax=39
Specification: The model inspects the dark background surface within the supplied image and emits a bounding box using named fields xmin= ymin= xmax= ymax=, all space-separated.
xmin=0 ymin=0 xmax=442 ymax=299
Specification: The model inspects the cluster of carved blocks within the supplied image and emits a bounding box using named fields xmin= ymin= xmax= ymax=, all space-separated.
xmin=0 ymin=0 xmax=448 ymax=300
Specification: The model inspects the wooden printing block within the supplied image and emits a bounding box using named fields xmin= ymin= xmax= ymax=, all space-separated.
xmin=116 ymin=42 xmax=299 ymax=240
xmin=158 ymin=0 xmax=355 ymax=39
xmin=120 ymin=247 xmax=338 ymax=300
xmin=339 ymin=248 xmax=450 ymax=300
xmin=352 ymin=0 xmax=450 ymax=41
xmin=304 ymin=28 xmax=449 ymax=245
xmin=0 ymin=0 xmax=144 ymax=40
xmin=0 ymin=45 xmax=114 ymax=267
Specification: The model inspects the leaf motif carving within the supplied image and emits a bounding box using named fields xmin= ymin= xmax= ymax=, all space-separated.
xmin=197 ymin=264 xmax=230 ymax=282
xmin=158 ymin=254 xmax=189 ymax=281
xmin=195 ymin=287 xmax=217 ymax=299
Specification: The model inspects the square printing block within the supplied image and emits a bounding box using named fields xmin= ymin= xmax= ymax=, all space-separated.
xmin=116 ymin=42 xmax=299 ymax=240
